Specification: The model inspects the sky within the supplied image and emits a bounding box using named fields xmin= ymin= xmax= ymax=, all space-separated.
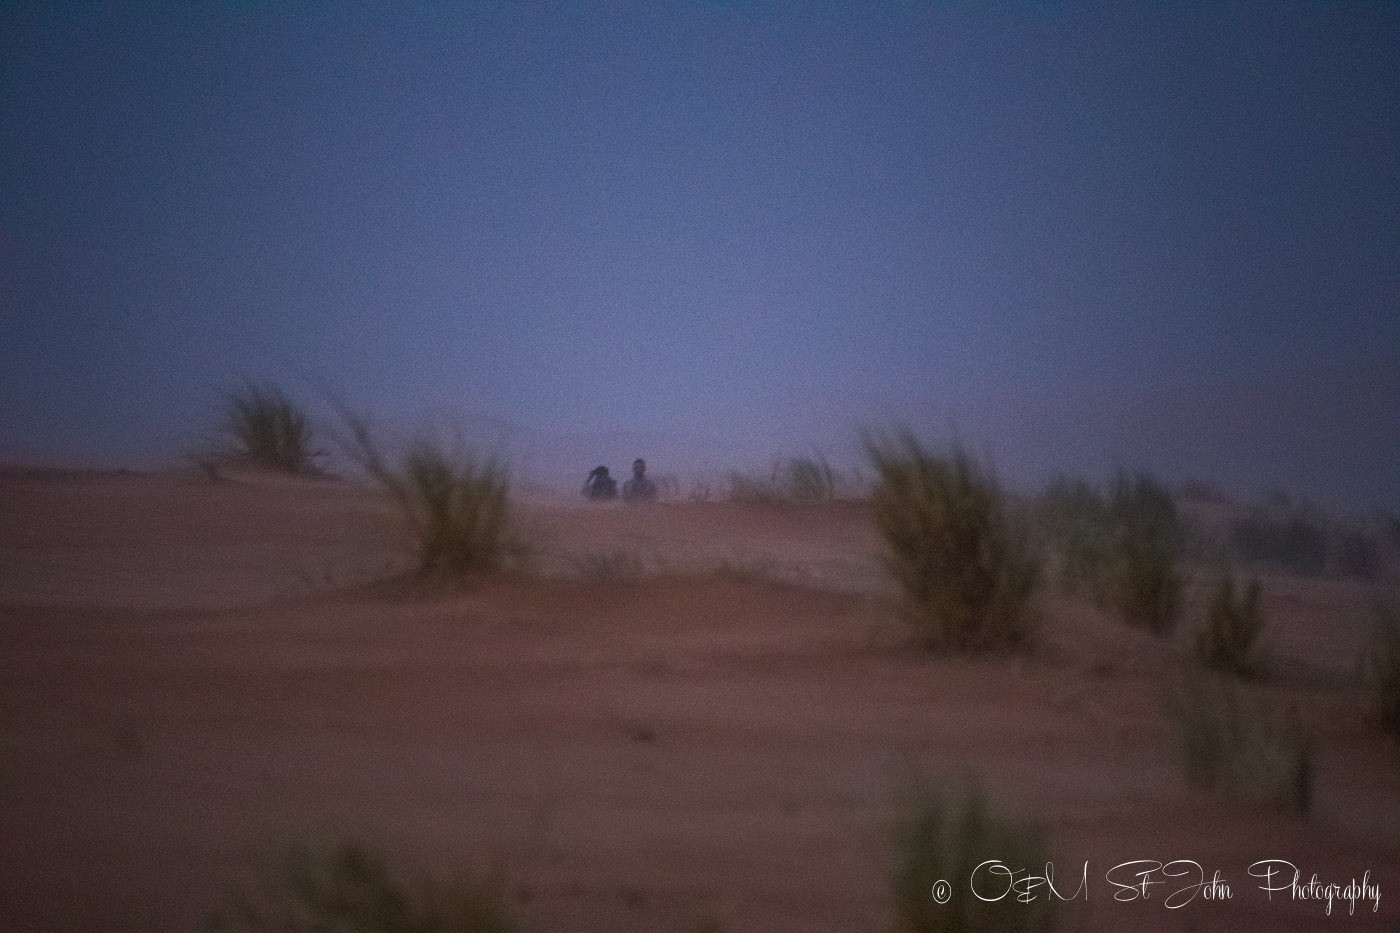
xmin=2 ymin=2 xmax=1397 ymax=508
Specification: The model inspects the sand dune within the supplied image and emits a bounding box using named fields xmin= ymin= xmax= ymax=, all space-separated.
xmin=1 ymin=468 xmax=1396 ymax=931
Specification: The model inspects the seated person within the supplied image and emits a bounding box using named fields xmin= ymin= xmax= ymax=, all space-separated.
xmin=622 ymin=458 xmax=658 ymax=504
xmin=582 ymin=465 xmax=617 ymax=501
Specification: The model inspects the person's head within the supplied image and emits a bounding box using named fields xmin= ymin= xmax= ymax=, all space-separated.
xmin=591 ymin=465 xmax=609 ymax=478
xmin=632 ymin=458 xmax=646 ymax=478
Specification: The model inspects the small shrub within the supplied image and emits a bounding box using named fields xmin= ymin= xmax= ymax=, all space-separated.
xmin=221 ymin=382 xmax=322 ymax=474
xmin=890 ymin=781 xmax=1056 ymax=933
xmin=1107 ymin=471 xmax=1181 ymax=634
xmin=1363 ymin=596 xmax=1400 ymax=738
xmin=341 ymin=415 xmax=511 ymax=576
xmin=1179 ymin=675 xmax=1311 ymax=816
xmin=866 ymin=432 xmax=1039 ymax=651
xmin=1194 ymin=574 xmax=1264 ymax=677
xmin=207 ymin=840 xmax=519 ymax=933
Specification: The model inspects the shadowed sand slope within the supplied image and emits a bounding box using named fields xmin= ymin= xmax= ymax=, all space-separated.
xmin=1 ymin=469 xmax=1397 ymax=931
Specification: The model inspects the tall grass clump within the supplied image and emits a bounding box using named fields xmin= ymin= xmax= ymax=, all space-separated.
xmin=341 ymin=414 xmax=511 ymax=576
xmin=1193 ymin=573 xmax=1264 ymax=677
xmin=890 ymin=781 xmax=1056 ymax=933
xmin=221 ymin=382 xmax=322 ymax=473
xmin=866 ymin=432 xmax=1039 ymax=651
xmin=1107 ymin=471 xmax=1182 ymax=634
xmin=207 ymin=840 xmax=519 ymax=933
xmin=1363 ymin=596 xmax=1400 ymax=738
xmin=1178 ymin=674 xmax=1311 ymax=816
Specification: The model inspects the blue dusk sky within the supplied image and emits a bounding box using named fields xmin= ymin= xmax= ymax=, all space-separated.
xmin=2 ymin=2 xmax=1397 ymax=507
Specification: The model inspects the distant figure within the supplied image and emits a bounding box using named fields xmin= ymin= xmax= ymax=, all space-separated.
xmin=622 ymin=458 xmax=658 ymax=504
xmin=583 ymin=465 xmax=617 ymax=501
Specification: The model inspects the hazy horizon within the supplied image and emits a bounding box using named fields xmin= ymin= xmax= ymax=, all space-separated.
xmin=3 ymin=3 xmax=1397 ymax=511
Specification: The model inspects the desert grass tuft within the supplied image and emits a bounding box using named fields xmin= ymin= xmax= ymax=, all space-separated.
xmin=339 ymin=414 xmax=512 ymax=577
xmin=1193 ymin=573 xmax=1265 ymax=677
xmin=1363 ymin=595 xmax=1400 ymax=738
xmin=1178 ymin=674 xmax=1311 ymax=816
xmin=206 ymin=840 xmax=519 ymax=933
xmin=221 ymin=382 xmax=322 ymax=474
xmin=889 ymin=780 xmax=1056 ymax=933
xmin=865 ymin=431 xmax=1039 ymax=651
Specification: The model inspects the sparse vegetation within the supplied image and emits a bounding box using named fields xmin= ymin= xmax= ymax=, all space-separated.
xmin=1035 ymin=471 xmax=1182 ymax=633
xmin=1194 ymin=573 xmax=1265 ymax=677
xmin=866 ymin=432 xmax=1039 ymax=651
xmin=207 ymin=840 xmax=519 ymax=933
xmin=1363 ymin=596 xmax=1400 ymax=738
xmin=220 ymin=382 xmax=322 ymax=474
xmin=725 ymin=453 xmax=839 ymax=504
xmin=890 ymin=781 xmax=1056 ymax=933
xmin=1230 ymin=506 xmax=1327 ymax=576
xmin=340 ymin=414 xmax=512 ymax=576
xmin=779 ymin=454 xmax=837 ymax=501
xmin=1178 ymin=674 xmax=1311 ymax=816
xmin=1106 ymin=471 xmax=1182 ymax=634
xmin=568 ymin=547 xmax=648 ymax=582
xmin=1333 ymin=526 xmax=1377 ymax=579
xmin=1036 ymin=477 xmax=1113 ymax=601
xmin=726 ymin=470 xmax=785 ymax=505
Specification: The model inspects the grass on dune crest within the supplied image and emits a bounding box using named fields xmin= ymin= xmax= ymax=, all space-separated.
xmin=218 ymin=382 xmax=324 ymax=475
xmin=339 ymin=412 xmax=513 ymax=577
xmin=865 ymin=430 xmax=1040 ymax=652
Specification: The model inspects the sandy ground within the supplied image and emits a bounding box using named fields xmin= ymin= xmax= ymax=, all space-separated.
xmin=1 ymin=467 xmax=1398 ymax=932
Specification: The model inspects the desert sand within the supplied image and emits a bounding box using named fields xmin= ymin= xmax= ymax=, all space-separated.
xmin=1 ymin=466 xmax=1397 ymax=931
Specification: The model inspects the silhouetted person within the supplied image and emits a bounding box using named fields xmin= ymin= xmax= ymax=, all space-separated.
xmin=622 ymin=458 xmax=657 ymax=504
xmin=583 ymin=465 xmax=617 ymax=501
